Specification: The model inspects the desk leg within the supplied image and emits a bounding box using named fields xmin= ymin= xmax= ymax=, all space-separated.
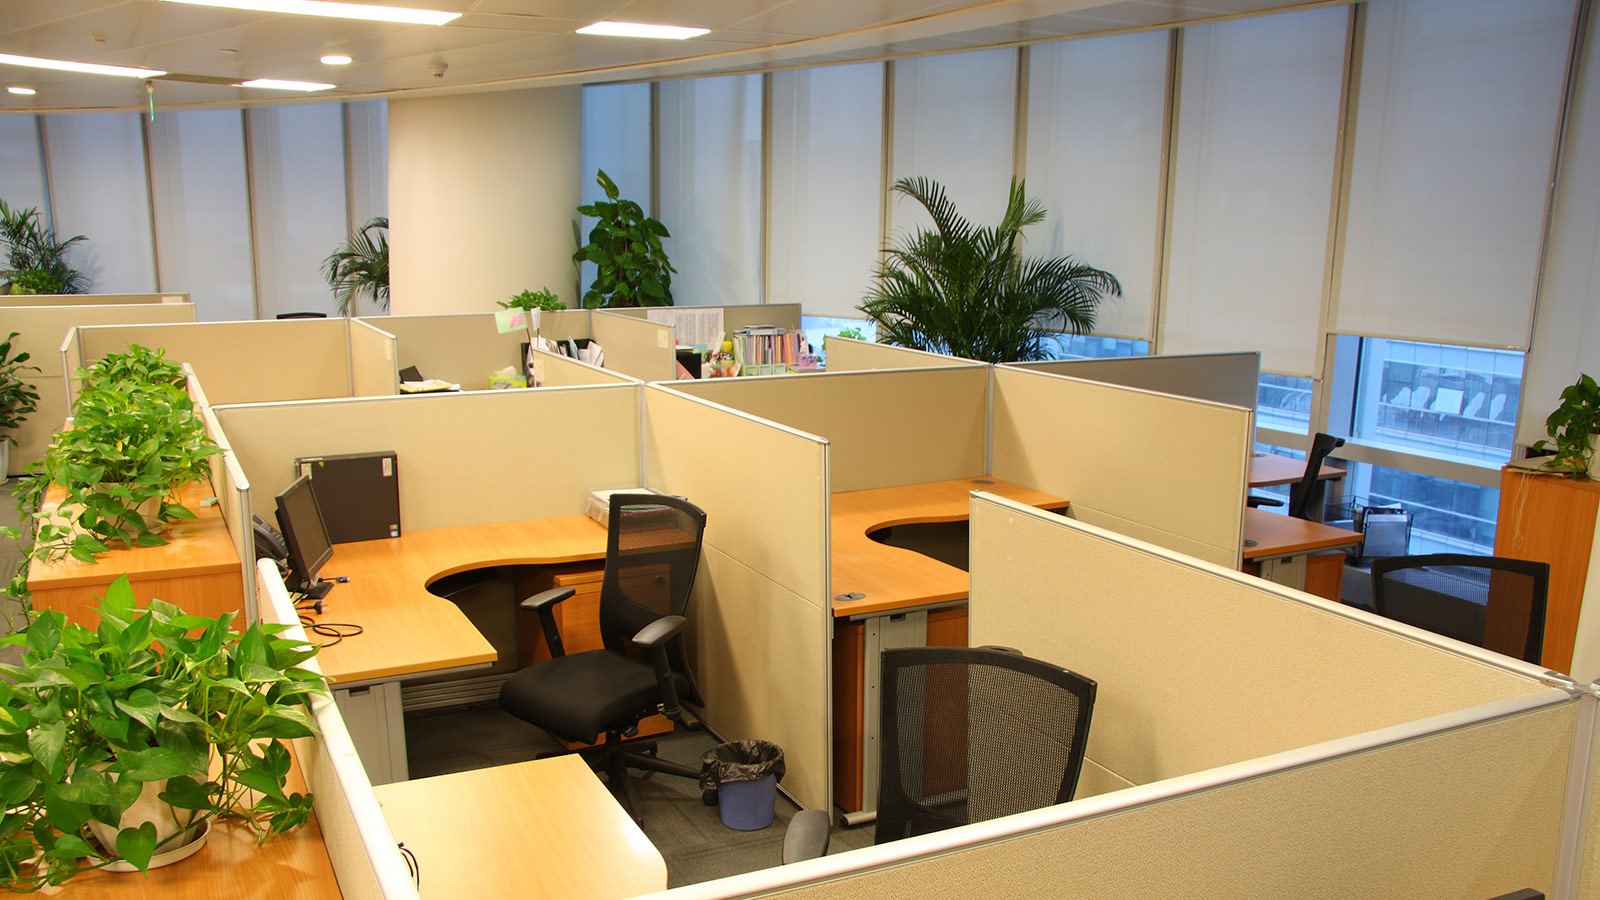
xmin=334 ymin=682 xmax=409 ymax=785
xmin=1256 ymin=554 xmax=1308 ymax=592
xmin=849 ymin=610 xmax=928 ymax=827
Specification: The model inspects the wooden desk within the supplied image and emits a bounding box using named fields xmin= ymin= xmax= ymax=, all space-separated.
xmin=27 ymin=480 xmax=245 ymax=625
xmin=1248 ymin=453 xmax=1346 ymax=488
xmin=830 ymin=477 xmax=1068 ymax=818
xmin=1242 ymin=507 xmax=1362 ymax=595
xmin=374 ymin=755 xmax=666 ymax=900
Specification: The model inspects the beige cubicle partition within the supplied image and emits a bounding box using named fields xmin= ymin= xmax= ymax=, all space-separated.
xmin=349 ymin=320 xmax=399 ymax=397
xmin=0 ymin=292 xmax=185 ymax=308
xmin=991 ymin=366 xmax=1251 ymax=568
xmin=822 ymin=337 xmax=980 ymax=372
xmin=643 ymin=384 xmax=832 ymax=813
xmin=1006 ymin=351 xmax=1261 ymax=409
xmin=532 ymin=348 xmax=637 ymax=388
xmin=542 ymin=308 xmax=592 ymax=341
xmin=591 ymin=311 xmax=675 ymax=382
xmin=4 ymin=301 xmax=195 ymax=474
xmin=667 ymin=368 xmax=988 ymax=492
xmin=187 ymin=364 xmax=257 ymax=619
xmin=361 ymin=313 xmax=527 ymax=389
xmin=1573 ymin=681 xmax=1600 ymax=900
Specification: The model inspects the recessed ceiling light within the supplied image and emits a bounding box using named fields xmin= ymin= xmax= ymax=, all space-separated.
xmin=238 ymin=78 xmax=336 ymax=91
xmin=576 ymin=21 xmax=709 ymax=40
xmin=0 ymin=53 xmax=166 ymax=78
xmin=160 ymin=0 xmax=460 ymax=26
xmin=7 ymin=86 xmax=37 ymax=95
xmin=321 ymin=54 xmax=353 ymax=65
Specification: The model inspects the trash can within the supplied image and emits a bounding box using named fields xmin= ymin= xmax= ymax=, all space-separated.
xmin=699 ymin=740 xmax=785 ymax=831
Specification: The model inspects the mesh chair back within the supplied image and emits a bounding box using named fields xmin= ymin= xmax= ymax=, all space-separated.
xmin=1371 ymin=554 xmax=1549 ymax=664
xmin=599 ymin=494 xmax=707 ymax=700
xmin=876 ymin=646 xmax=1096 ymax=843
xmin=1287 ymin=432 xmax=1345 ymax=520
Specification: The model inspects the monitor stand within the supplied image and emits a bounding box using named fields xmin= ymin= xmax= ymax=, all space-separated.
xmin=300 ymin=578 xmax=334 ymax=600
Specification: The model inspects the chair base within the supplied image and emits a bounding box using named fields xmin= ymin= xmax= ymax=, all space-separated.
xmin=546 ymin=730 xmax=699 ymax=823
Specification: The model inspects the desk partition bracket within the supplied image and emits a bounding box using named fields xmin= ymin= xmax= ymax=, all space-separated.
xmin=856 ymin=609 xmax=929 ymax=825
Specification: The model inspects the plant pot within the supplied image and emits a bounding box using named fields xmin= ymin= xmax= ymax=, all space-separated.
xmin=87 ymin=777 xmax=209 ymax=871
xmin=87 ymin=489 xmax=167 ymax=538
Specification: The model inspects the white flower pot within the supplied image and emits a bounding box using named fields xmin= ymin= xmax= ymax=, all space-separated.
xmin=88 ymin=777 xmax=210 ymax=872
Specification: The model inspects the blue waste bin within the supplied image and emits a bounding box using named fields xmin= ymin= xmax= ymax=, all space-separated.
xmin=699 ymin=740 xmax=786 ymax=831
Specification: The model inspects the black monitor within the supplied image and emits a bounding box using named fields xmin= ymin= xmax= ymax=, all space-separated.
xmin=275 ymin=475 xmax=334 ymax=600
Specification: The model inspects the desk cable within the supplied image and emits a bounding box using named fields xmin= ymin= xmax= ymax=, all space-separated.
xmin=398 ymin=842 xmax=420 ymax=888
xmin=292 ymin=593 xmax=365 ymax=647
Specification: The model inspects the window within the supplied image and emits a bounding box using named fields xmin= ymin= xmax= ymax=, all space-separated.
xmin=1343 ymin=460 xmax=1499 ymax=555
xmin=1039 ymin=334 xmax=1151 ymax=360
xmin=802 ymin=315 xmax=877 ymax=365
xmin=1257 ymin=374 xmax=1313 ymax=434
xmin=1250 ymin=443 xmax=1306 ymax=510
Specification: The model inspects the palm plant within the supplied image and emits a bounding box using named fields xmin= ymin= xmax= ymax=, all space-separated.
xmin=322 ymin=216 xmax=389 ymax=315
xmin=0 ymin=199 xmax=90 ymax=295
xmin=859 ymin=177 xmax=1119 ymax=363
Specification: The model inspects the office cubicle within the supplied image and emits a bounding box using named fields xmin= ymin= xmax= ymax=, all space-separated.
xmin=822 ymin=337 xmax=981 ymax=372
xmin=0 ymin=291 xmax=186 ymax=308
xmin=1005 ymin=350 xmax=1261 ymax=409
xmin=3 ymin=300 xmax=195 ymax=474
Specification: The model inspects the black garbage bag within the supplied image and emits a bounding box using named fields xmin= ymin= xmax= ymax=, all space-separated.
xmin=698 ymin=740 xmax=785 ymax=793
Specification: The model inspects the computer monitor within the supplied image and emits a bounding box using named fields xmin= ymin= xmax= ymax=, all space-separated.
xmin=276 ymin=475 xmax=334 ymax=600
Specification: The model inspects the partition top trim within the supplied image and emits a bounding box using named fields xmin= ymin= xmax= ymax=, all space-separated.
xmin=646 ymin=383 xmax=831 ymax=446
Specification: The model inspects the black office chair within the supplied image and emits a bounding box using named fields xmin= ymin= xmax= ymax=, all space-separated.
xmin=1248 ymin=432 xmax=1346 ymax=521
xmin=784 ymin=646 xmax=1096 ymax=862
xmin=1371 ymin=554 xmax=1549 ymax=665
xmin=499 ymin=493 xmax=707 ymax=822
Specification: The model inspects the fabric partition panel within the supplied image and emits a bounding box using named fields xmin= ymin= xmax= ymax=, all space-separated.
xmin=1575 ymin=684 xmax=1600 ymax=900
xmin=360 ymin=313 xmax=526 ymax=390
xmin=214 ymin=385 xmax=639 ymax=528
xmin=259 ymin=563 xmax=419 ymax=900
xmin=821 ymin=338 xmax=981 ymax=372
xmin=967 ymin=496 xmax=1549 ymax=790
xmin=991 ymin=366 xmax=1249 ymax=567
xmin=541 ymin=309 xmax=593 ymax=341
xmin=348 ymin=320 xmax=399 ymax=397
xmin=531 ymin=350 xmax=637 ymax=388
xmin=6 ymin=302 xmax=196 ymax=474
xmin=722 ymin=303 xmax=802 ymax=333
xmin=590 ymin=311 xmax=675 ymax=382
xmin=0 ymin=292 xmax=185 ymax=307
xmin=77 ymin=319 xmax=351 ymax=404
xmin=198 ymin=386 xmax=255 ymax=619
xmin=666 ymin=368 xmax=987 ymax=492
xmin=1006 ymin=352 xmax=1260 ymax=410
xmin=643 ymin=385 xmax=832 ymax=812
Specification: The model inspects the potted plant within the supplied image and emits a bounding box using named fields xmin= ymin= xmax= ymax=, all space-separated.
xmin=323 ymin=216 xmax=389 ymax=315
xmin=0 ymin=332 xmax=40 ymax=476
xmin=1532 ymin=373 xmax=1600 ymax=479
xmin=859 ymin=177 xmax=1120 ymax=363
xmin=573 ymin=170 xmax=676 ymax=309
xmin=0 ymin=575 xmax=324 ymax=888
xmin=0 ymin=200 xmax=89 ymax=295
xmin=500 ymin=287 xmax=566 ymax=313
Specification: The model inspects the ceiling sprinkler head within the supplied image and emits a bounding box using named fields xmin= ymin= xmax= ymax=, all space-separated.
xmin=428 ymin=60 xmax=447 ymax=78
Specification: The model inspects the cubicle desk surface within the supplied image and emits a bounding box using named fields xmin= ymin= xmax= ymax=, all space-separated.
xmin=830 ymin=477 xmax=1068 ymax=618
xmin=27 ymin=481 xmax=245 ymax=625
xmin=1248 ymin=454 xmax=1346 ymax=487
xmin=1241 ymin=508 xmax=1363 ymax=560
xmin=313 ymin=514 xmax=608 ymax=685
xmin=374 ymin=755 xmax=666 ymax=900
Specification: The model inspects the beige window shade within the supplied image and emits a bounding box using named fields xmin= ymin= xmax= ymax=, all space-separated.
xmin=248 ymin=104 xmax=348 ymax=318
xmin=0 ymin=115 xmax=47 ymax=215
xmin=148 ymin=110 xmax=255 ymax=322
xmin=1334 ymin=0 xmax=1576 ymax=350
xmin=658 ymin=75 xmax=763 ymax=307
xmin=581 ymin=83 xmax=652 ymax=306
xmin=769 ymin=63 xmax=884 ymax=320
xmin=1163 ymin=8 xmax=1347 ymax=376
xmin=1025 ymin=32 xmax=1169 ymax=342
xmin=43 ymin=113 xmax=156 ymax=294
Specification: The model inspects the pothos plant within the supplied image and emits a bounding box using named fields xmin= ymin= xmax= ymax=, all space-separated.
xmin=1532 ymin=373 xmax=1600 ymax=479
xmin=500 ymin=287 xmax=565 ymax=313
xmin=573 ymin=170 xmax=675 ymax=309
xmin=0 ymin=575 xmax=325 ymax=888
xmin=0 ymin=332 xmax=40 ymax=448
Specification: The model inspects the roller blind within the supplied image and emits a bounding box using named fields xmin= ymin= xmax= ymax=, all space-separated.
xmin=0 ymin=115 xmax=47 ymax=216
xmin=658 ymin=74 xmax=762 ymax=307
xmin=148 ymin=109 xmax=255 ymax=322
xmin=248 ymin=104 xmax=348 ymax=318
xmin=580 ymin=82 xmax=652 ymax=307
xmin=1163 ymin=8 xmax=1348 ymax=377
xmin=769 ymin=63 xmax=884 ymax=319
xmin=1025 ymin=32 xmax=1169 ymax=342
xmin=890 ymin=48 xmax=1017 ymax=240
xmin=344 ymin=101 xmax=388 ymax=317
xmin=1335 ymin=0 xmax=1576 ymax=350
xmin=42 ymin=113 xmax=156 ymax=294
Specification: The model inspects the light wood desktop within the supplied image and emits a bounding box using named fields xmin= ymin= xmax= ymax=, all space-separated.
xmin=1248 ymin=454 xmax=1346 ymax=488
xmin=27 ymin=480 xmax=245 ymax=625
xmin=1242 ymin=507 xmax=1362 ymax=597
xmin=374 ymin=755 xmax=666 ymax=900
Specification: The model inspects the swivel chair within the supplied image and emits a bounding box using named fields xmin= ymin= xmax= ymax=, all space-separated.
xmin=1371 ymin=554 xmax=1549 ymax=665
xmin=1248 ymin=432 xmax=1345 ymax=521
xmin=784 ymin=645 xmax=1096 ymax=861
xmin=499 ymin=493 xmax=707 ymax=822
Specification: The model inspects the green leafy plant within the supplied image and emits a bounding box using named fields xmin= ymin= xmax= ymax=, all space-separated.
xmin=0 ymin=575 xmax=324 ymax=888
xmin=500 ymin=288 xmax=565 ymax=313
xmin=836 ymin=326 xmax=867 ymax=342
xmin=573 ymin=170 xmax=675 ymax=309
xmin=0 ymin=333 xmax=40 ymax=447
xmin=859 ymin=177 xmax=1120 ymax=364
xmin=0 ymin=200 xmax=89 ymax=295
xmin=322 ymin=216 xmax=389 ymax=315
xmin=1532 ymin=373 xmax=1600 ymax=479
xmin=77 ymin=344 xmax=185 ymax=391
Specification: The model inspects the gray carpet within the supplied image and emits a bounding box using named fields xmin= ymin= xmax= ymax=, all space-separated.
xmin=404 ymin=703 xmax=874 ymax=889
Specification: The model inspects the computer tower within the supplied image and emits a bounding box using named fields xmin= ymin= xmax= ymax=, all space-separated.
xmin=292 ymin=451 xmax=401 ymax=543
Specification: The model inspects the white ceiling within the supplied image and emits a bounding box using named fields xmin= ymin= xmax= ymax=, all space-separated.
xmin=0 ymin=0 xmax=1333 ymax=112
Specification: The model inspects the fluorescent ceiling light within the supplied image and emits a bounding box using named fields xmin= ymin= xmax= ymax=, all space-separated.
xmin=0 ymin=53 xmax=166 ymax=78
xmin=320 ymin=54 xmax=353 ymax=65
xmin=576 ymin=21 xmax=709 ymax=39
xmin=160 ymin=0 xmax=460 ymax=26
xmin=238 ymin=78 xmax=335 ymax=91
xmin=7 ymin=87 xmax=37 ymax=95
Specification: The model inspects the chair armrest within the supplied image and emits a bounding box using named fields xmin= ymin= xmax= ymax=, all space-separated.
xmin=1247 ymin=495 xmax=1285 ymax=508
xmin=633 ymin=615 xmax=686 ymax=720
xmin=521 ymin=587 xmax=575 ymax=658
xmin=782 ymin=809 xmax=831 ymax=863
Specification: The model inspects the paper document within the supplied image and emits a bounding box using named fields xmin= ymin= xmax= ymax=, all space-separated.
xmin=647 ymin=308 xmax=725 ymax=350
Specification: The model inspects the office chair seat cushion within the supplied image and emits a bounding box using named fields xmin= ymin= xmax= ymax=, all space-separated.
xmin=499 ymin=650 xmax=688 ymax=744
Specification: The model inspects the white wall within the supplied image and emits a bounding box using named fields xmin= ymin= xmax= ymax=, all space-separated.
xmin=387 ymin=87 xmax=582 ymax=314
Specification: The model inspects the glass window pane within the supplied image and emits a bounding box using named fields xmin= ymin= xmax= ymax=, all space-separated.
xmin=770 ymin=63 xmax=884 ymax=319
xmin=658 ymin=74 xmax=762 ymax=307
xmin=248 ymin=104 xmax=348 ymax=318
xmin=1348 ymin=337 xmax=1524 ymax=464
xmin=1039 ymin=334 xmax=1152 ymax=360
xmin=0 ymin=115 xmax=47 ymax=217
xmin=1344 ymin=460 xmax=1500 ymax=555
xmin=1250 ymin=443 xmax=1307 ymax=510
xmin=148 ymin=109 xmax=255 ymax=321
xmin=42 ymin=113 xmax=156 ymax=293
xmin=1257 ymin=374 xmax=1314 ymax=434
xmin=345 ymin=101 xmax=389 ymax=317
xmin=802 ymin=314 xmax=877 ymax=366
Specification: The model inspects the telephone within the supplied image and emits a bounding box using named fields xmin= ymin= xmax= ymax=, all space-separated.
xmin=253 ymin=514 xmax=288 ymax=566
